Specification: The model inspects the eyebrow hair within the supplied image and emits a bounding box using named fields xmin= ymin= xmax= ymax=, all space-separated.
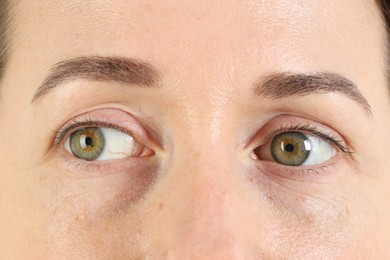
xmin=253 ymin=72 xmax=372 ymax=115
xmin=32 ymin=56 xmax=160 ymax=103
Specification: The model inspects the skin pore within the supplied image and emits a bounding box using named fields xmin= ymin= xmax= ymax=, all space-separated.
xmin=0 ymin=0 xmax=390 ymax=259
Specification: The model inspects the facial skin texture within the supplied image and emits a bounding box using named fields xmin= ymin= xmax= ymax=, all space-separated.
xmin=0 ymin=0 xmax=390 ymax=258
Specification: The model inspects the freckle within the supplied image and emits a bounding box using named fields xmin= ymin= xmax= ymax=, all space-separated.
xmin=193 ymin=152 xmax=201 ymax=159
xmin=159 ymin=202 xmax=164 ymax=211
xmin=75 ymin=214 xmax=85 ymax=221
xmin=144 ymin=3 xmax=152 ymax=11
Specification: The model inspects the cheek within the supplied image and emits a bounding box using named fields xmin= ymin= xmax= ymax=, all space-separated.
xmin=48 ymin=208 xmax=149 ymax=258
xmin=34 ymin=161 xmax=159 ymax=258
xmin=46 ymin=154 xmax=159 ymax=212
xmin=245 ymin=163 xmax=372 ymax=257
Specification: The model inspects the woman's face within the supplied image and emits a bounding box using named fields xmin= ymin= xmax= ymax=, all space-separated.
xmin=0 ymin=0 xmax=389 ymax=258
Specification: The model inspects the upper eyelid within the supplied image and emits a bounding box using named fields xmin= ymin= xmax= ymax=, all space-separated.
xmin=51 ymin=107 xmax=164 ymax=154
xmin=54 ymin=119 xmax=134 ymax=145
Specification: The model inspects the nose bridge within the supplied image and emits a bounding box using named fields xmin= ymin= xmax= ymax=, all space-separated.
xmin=166 ymin=159 xmax=247 ymax=259
xmin=172 ymin=136 xmax=237 ymax=227
xmin=163 ymin=127 xmax=250 ymax=258
xmin=157 ymin=92 xmax=254 ymax=258
xmin=183 ymin=157 xmax=236 ymax=229
xmin=171 ymin=105 xmax=237 ymax=225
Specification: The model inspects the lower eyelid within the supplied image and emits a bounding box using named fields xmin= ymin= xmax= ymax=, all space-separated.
xmin=251 ymin=154 xmax=344 ymax=183
xmin=54 ymin=148 xmax=158 ymax=177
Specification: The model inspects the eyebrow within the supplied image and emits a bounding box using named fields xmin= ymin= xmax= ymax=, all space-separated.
xmin=253 ymin=72 xmax=372 ymax=115
xmin=32 ymin=56 xmax=160 ymax=103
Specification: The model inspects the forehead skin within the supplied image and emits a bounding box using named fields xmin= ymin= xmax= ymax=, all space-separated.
xmin=0 ymin=0 xmax=389 ymax=259
xmin=6 ymin=0 xmax=387 ymax=92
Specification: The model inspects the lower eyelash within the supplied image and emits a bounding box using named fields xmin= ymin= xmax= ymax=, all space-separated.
xmin=254 ymin=159 xmax=343 ymax=182
xmin=58 ymin=150 xmax=113 ymax=173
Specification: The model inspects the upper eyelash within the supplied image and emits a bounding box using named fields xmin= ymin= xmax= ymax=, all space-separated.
xmin=55 ymin=120 xmax=352 ymax=158
xmin=54 ymin=118 xmax=133 ymax=145
xmin=265 ymin=123 xmax=353 ymax=156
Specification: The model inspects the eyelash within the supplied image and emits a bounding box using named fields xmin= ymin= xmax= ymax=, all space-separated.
xmin=262 ymin=123 xmax=353 ymax=155
xmin=54 ymin=118 xmax=134 ymax=146
xmin=53 ymin=118 xmax=147 ymax=174
xmin=54 ymin=117 xmax=351 ymax=178
xmin=57 ymin=120 xmax=351 ymax=152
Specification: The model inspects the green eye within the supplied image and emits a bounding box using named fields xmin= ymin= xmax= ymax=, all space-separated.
xmin=69 ymin=127 xmax=105 ymax=161
xmin=65 ymin=126 xmax=143 ymax=161
xmin=254 ymin=129 xmax=338 ymax=166
xmin=271 ymin=132 xmax=311 ymax=166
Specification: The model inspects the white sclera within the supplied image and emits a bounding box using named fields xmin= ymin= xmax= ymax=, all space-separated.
xmin=65 ymin=128 xmax=135 ymax=161
xmin=302 ymin=135 xmax=337 ymax=165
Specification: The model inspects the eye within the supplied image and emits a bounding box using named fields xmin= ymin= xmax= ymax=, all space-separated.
xmin=64 ymin=127 xmax=152 ymax=161
xmin=254 ymin=131 xmax=337 ymax=166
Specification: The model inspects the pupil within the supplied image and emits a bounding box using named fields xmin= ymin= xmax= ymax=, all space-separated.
xmin=284 ymin=143 xmax=294 ymax=152
xmin=85 ymin=137 xmax=93 ymax=146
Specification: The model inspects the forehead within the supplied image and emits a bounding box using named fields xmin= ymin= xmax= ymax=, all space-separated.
xmin=9 ymin=0 xmax=385 ymax=89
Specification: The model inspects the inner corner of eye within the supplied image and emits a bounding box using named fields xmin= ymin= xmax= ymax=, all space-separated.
xmin=252 ymin=145 xmax=264 ymax=160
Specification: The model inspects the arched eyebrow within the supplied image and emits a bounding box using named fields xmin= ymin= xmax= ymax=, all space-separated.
xmin=32 ymin=56 xmax=160 ymax=103
xmin=32 ymin=58 xmax=372 ymax=116
xmin=253 ymin=72 xmax=372 ymax=116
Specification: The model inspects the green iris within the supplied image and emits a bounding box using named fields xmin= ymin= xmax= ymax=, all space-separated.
xmin=69 ymin=127 xmax=105 ymax=161
xmin=271 ymin=132 xmax=311 ymax=166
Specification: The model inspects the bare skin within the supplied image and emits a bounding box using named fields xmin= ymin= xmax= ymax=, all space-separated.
xmin=0 ymin=0 xmax=389 ymax=259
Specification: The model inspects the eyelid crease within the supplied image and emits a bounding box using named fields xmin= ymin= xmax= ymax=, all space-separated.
xmin=264 ymin=124 xmax=354 ymax=156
